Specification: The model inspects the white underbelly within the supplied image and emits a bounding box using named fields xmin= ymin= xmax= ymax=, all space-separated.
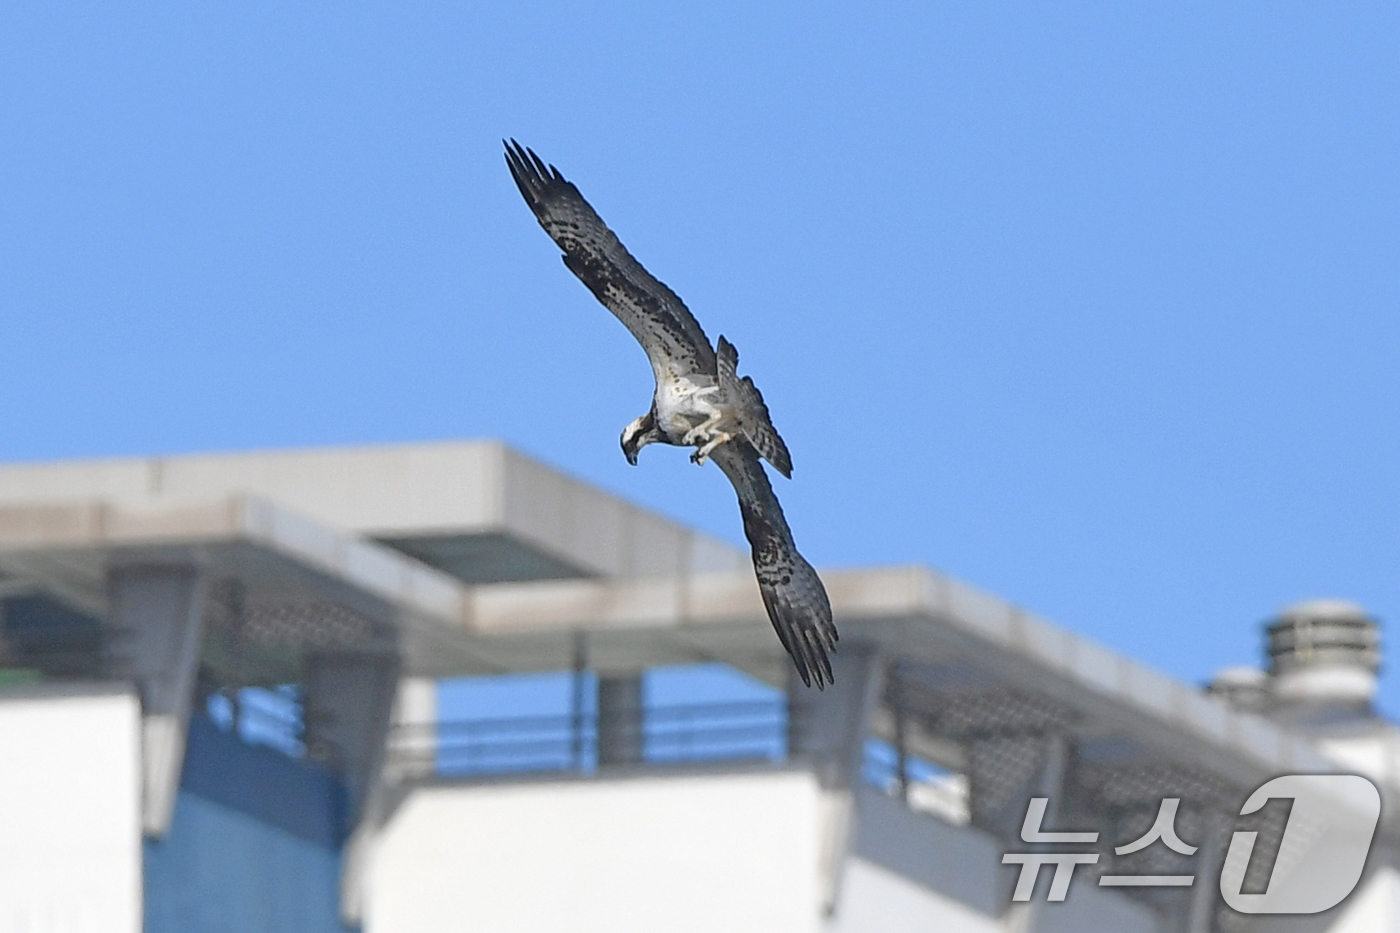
xmin=654 ymin=375 xmax=720 ymax=440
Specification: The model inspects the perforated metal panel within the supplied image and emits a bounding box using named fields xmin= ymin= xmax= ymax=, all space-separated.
xmin=201 ymin=585 xmax=396 ymax=687
xmin=879 ymin=658 xmax=1273 ymax=931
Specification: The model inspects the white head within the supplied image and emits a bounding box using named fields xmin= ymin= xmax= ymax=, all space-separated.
xmin=620 ymin=411 xmax=660 ymax=466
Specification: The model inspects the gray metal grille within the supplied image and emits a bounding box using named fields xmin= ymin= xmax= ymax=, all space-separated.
xmin=875 ymin=658 xmax=1292 ymax=931
xmin=201 ymin=586 xmax=395 ymax=686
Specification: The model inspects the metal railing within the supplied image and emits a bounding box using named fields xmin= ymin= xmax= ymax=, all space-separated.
xmin=391 ymin=698 xmax=789 ymax=778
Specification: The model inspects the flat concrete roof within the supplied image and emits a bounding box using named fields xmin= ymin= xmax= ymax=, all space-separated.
xmin=0 ymin=441 xmax=747 ymax=585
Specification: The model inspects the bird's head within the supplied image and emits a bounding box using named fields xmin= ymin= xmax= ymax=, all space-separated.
xmin=620 ymin=412 xmax=659 ymax=466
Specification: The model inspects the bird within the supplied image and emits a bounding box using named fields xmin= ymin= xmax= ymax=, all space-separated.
xmin=504 ymin=140 xmax=837 ymax=688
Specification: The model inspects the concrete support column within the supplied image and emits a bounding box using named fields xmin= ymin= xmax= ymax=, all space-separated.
xmin=597 ymin=673 xmax=644 ymax=766
xmin=889 ymin=667 xmax=911 ymax=802
xmin=571 ymin=631 xmax=590 ymax=771
xmin=1184 ymin=815 xmax=1227 ymax=933
xmin=787 ymin=646 xmax=884 ymax=789
xmin=106 ymin=563 xmax=208 ymax=837
xmin=786 ymin=647 xmax=885 ymax=919
xmin=1003 ymin=734 xmax=1074 ymax=933
xmin=303 ymin=651 xmax=401 ymax=822
xmin=304 ymin=650 xmax=401 ymax=928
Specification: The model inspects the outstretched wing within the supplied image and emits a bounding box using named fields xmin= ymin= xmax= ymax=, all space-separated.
xmin=505 ymin=141 xmax=715 ymax=382
xmin=716 ymin=336 xmax=793 ymax=478
xmin=711 ymin=440 xmax=836 ymax=687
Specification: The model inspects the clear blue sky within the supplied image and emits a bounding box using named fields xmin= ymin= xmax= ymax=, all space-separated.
xmin=3 ymin=3 xmax=1397 ymax=708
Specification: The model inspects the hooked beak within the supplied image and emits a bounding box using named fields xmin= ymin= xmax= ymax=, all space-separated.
xmin=621 ymin=413 xmax=651 ymax=466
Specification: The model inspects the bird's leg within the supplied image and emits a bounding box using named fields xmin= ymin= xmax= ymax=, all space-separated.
xmin=681 ymin=392 xmax=724 ymax=445
xmin=690 ymin=432 xmax=734 ymax=466
xmin=682 ymin=415 xmax=721 ymax=445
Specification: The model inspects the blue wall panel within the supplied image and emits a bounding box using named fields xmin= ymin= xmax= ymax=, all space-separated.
xmin=144 ymin=716 xmax=356 ymax=933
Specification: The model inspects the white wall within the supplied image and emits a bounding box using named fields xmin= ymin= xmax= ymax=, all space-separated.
xmin=829 ymin=858 xmax=1003 ymax=933
xmin=367 ymin=770 xmax=825 ymax=933
xmin=369 ymin=770 xmax=1176 ymax=933
xmin=0 ymin=684 xmax=143 ymax=933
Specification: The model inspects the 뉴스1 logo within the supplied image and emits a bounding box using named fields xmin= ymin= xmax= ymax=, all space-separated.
xmin=1001 ymin=773 xmax=1381 ymax=914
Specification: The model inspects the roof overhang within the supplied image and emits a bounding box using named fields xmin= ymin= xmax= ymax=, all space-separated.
xmin=0 ymin=441 xmax=748 ymax=585
xmin=0 ymin=492 xmax=1384 ymax=820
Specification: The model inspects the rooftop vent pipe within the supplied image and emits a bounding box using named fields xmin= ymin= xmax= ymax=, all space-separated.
xmin=1266 ymin=599 xmax=1380 ymax=711
xmin=1205 ymin=665 xmax=1269 ymax=713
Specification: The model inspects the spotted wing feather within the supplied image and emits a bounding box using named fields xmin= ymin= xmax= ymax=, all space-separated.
xmin=711 ymin=440 xmax=836 ymax=687
xmin=716 ymin=336 xmax=793 ymax=478
xmin=505 ymin=141 xmax=715 ymax=381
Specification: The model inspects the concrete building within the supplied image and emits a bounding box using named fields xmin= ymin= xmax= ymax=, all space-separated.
xmin=0 ymin=440 xmax=1394 ymax=932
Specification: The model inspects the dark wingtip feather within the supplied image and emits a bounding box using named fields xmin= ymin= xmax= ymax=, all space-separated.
xmin=526 ymin=146 xmax=550 ymax=180
xmin=503 ymin=138 xmax=529 ymax=174
xmin=505 ymin=140 xmax=575 ymax=226
xmin=503 ymin=140 xmax=537 ymax=202
xmin=717 ymin=334 xmax=737 ymax=363
xmin=766 ymin=594 xmax=835 ymax=689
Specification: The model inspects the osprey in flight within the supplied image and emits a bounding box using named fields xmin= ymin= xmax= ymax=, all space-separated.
xmin=504 ymin=141 xmax=838 ymax=687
